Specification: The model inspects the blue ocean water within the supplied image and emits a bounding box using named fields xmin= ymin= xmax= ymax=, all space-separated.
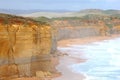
xmin=58 ymin=37 xmax=120 ymax=80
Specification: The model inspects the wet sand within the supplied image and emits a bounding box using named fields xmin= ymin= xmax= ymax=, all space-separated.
xmin=54 ymin=55 xmax=86 ymax=80
xmin=58 ymin=34 xmax=120 ymax=47
xmin=54 ymin=34 xmax=120 ymax=80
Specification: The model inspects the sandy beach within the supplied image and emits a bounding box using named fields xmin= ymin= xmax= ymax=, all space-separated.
xmin=54 ymin=54 xmax=86 ymax=80
xmin=54 ymin=34 xmax=120 ymax=80
xmin=58 ymin=34 xmax=120 ymax=47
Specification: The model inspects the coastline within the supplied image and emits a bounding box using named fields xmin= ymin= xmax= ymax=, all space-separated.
xmin=58 ymin=34 xmax=120 ymax=47
xmin=54 ymin=53 xmax=86 ymax=80
xmin=54 ymin=34 xmax=120 ymax=80
xmin=11 ymin=34 xmax=120 ymax=80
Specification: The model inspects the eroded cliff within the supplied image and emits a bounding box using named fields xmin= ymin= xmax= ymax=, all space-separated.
xmin=50 ymin=15 xmax=120 ymax=40
xmin=0 ymin=13 xmax=57 ymax=79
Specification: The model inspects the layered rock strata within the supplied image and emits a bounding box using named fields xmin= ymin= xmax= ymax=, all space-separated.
xmin=0 ymin=14 xmax=57 ymax=79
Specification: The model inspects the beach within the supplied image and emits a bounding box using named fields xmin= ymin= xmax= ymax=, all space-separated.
xmin=54 ymin=34 xmax=120 ymax=80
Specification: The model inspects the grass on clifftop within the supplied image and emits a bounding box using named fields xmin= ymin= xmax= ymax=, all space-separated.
xmin=0 ymin=13 xmax=49 ymax=26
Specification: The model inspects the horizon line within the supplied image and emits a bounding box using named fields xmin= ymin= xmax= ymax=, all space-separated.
xmin=0 ymin=8 xmax=120 ymax=11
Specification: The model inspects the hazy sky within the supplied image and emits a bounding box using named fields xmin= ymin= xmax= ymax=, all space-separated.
xmin=0 ymin=0 xmax=120 ymax=11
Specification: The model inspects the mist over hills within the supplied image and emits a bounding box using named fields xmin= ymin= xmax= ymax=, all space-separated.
xmin=0 ymin=9 xmax=120 ymax=18
xmin=0 ymin=9 xmax=73 ymax=14
xmin=20 ymin=9 xmax=120 ymax=18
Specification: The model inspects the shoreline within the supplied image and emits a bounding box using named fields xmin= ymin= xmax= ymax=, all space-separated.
xmin=54 ymin=34 xmax=120 ymax=80
xmin=58 ymin=34 xmax=120 ymax=47
xmin=11 ymin=34 xmax=120 ymax=80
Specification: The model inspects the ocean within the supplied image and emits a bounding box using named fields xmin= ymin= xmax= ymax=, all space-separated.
xmin=58 ymin=37 xmax=120 ymax=80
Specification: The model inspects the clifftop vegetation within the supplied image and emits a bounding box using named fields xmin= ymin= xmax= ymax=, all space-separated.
xmin=34 ymin=14 xmax=120 ymax=28
xmin=0 ymin=13 xmax=49 ymax=26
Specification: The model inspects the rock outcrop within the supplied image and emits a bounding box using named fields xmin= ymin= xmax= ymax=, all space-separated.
xmin=0 ymin=13 xmax=57 ymax=79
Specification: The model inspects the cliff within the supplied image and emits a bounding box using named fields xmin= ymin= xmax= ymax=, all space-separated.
xmin=0 ymin=13 xmax=57 ymax=79
xmin=50 ymin=15 xmax=120 ymax=40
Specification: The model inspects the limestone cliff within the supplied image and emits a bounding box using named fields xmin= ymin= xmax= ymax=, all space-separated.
xmin=0 ymin=13 xmax=57 ymax=79
xmin=50 ymin=16 xmax=120 ymax=40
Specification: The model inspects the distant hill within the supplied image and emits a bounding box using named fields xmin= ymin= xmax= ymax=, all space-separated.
xmin=20 ymin=12 xmax=76 ymax=18
xmin=0 ymin=9 xmax=72 ymax=15
xmin=0 ymin=9 xmax=37 ymax=14
xmin=0 ymin=9 xmax=120 ymax=18
xmin=103 ymin=10 xmax=120 ymax=15
xmin=20 ymin=9 xmax=120 ymax=18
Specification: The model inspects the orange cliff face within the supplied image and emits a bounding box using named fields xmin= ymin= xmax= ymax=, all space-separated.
xmin=0 ymin=14 xmax=57 ymax=79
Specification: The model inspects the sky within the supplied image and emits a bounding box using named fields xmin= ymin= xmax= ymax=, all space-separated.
xmin=0 ymin=0 xmax=120 ymax=11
